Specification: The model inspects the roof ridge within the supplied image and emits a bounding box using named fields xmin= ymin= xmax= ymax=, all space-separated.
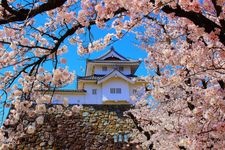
xmin=93 ymin=47 xmax=129 ymax=61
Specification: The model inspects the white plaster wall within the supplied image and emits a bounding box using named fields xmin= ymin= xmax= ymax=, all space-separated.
xmin=94 ymin=65 xmax=131 ymax=75
xmin=94 ymin=66 xmax=113 ymax=75
xmin=102 ymin=78 xmax=130 ymax=101
xmin=51 ymin=81 xmax=145 ymax=105
xmin=52 ymin=94 xmax=85 ymax=105
xmin=84 ymin=83 xmax=102 ymax=104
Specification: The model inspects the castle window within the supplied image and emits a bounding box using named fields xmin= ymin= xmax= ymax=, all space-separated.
xmin=110 ymin=88 xmax=115 ymax=94
xmin=102 ymin=66 xmax=107 ymax=71
xmin=116 ymin=88 xmax=121 ymax=94
xmin=110 ymin=88 xmax=121 ymax=94
xmin=92 ymin=89 xmax=97 ymax=95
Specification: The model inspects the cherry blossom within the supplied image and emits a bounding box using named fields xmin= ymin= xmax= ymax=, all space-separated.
xmin=26 ymin=124 xmax=36 ymax=134
xmin=0 ymin=0 xmax=224 ymax=149
xmin=36 ymin=115 xmax=44 ymax=125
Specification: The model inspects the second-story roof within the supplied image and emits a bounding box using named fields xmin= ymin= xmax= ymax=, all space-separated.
xmin=85 ymin=47 xmax=141 ymax=76
xmin=78 ymin=73 xmax=137 ymax=81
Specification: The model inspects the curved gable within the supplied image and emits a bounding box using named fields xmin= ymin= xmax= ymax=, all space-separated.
xmin=97 ymin=70 xmax=135 ymax=84
xmin=95 ymin=47 xmax=128 ymax=61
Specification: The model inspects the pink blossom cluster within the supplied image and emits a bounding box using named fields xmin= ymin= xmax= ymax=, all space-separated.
xmin=52 ymin=68 xmax=75 ymax=86
xmin=0 ymin=0 xmax=224 ymax=149
xmin=128 ymin=1 xmax=225 ymax=149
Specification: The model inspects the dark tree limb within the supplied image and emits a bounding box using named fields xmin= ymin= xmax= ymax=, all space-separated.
xmin=0 ymin=0 xmax=67 ymax=24
xmin=127 ymin=112 xmax=156 ymax=149
xmin=218 ymin=79 xmax=225 ymax=89
xmin=156 ymin=65 xmax=161 ymax=76
xmin=187 ymin=102 xmax=195 ymax=111
xmin=126 ymin=112 xmax=152 ymax=140
xmin=211 ymin=0 xmax=222 ymax=17
xmin=201 ymin=79 xmax=208 ymax=89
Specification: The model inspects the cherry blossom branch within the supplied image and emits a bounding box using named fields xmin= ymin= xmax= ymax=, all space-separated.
xmin=0 ymin=0 xmax=67 ymax=24
xmin=126 ymin=112 xmax=152 ymax=140
xmin=162 ymin=4 xmax=225 ymax=45
xmin=0 ymin=6 xmax=128 ymax=92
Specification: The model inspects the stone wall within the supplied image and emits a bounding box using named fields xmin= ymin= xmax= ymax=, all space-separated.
xmin=3 ymin=105 xmax=138 ymax=150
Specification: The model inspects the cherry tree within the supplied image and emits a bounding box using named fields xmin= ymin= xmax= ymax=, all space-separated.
xmin=126 ymin=0 xmax=225 ymax=149
xmin=0 ymin=0 xmax=224 ymax=149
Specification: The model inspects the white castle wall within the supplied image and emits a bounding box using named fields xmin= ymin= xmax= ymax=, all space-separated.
xmin=102 ymin=78 xmax=130 ymax=102
xmin=94 ymin=66 xmax=131 ymax=75
xmin=52 ymin=94 xmax=85 ymax=105
xmin=84 ymin=83 xmax=102 ymax=104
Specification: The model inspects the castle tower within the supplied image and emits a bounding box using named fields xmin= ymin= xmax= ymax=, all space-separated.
xmin=52 ymin=47 xmax=146 ymax=104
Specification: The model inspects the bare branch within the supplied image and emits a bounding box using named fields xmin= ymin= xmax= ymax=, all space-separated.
xmin=0 ymin=0 xmax=67 ymax=24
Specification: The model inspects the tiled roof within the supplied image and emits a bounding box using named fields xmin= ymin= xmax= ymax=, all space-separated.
xmin=53 ymin=89 xmax=87 ymax=93
xmin=87 ymin=60 xmax=140 ymax=64
xmin=126 ymin=74 xmax=137 ymax=78
xmin=77 ymin=74 xmax=105 ymax=80
xmin=78 ymin=74 xmax=138 ymax=81
xmin=41 ymin=89 xmax=86 ymax=93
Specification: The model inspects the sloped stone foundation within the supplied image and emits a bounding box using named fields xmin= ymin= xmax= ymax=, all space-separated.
xmin=1 ymin=105 xmax=138 ymax=150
